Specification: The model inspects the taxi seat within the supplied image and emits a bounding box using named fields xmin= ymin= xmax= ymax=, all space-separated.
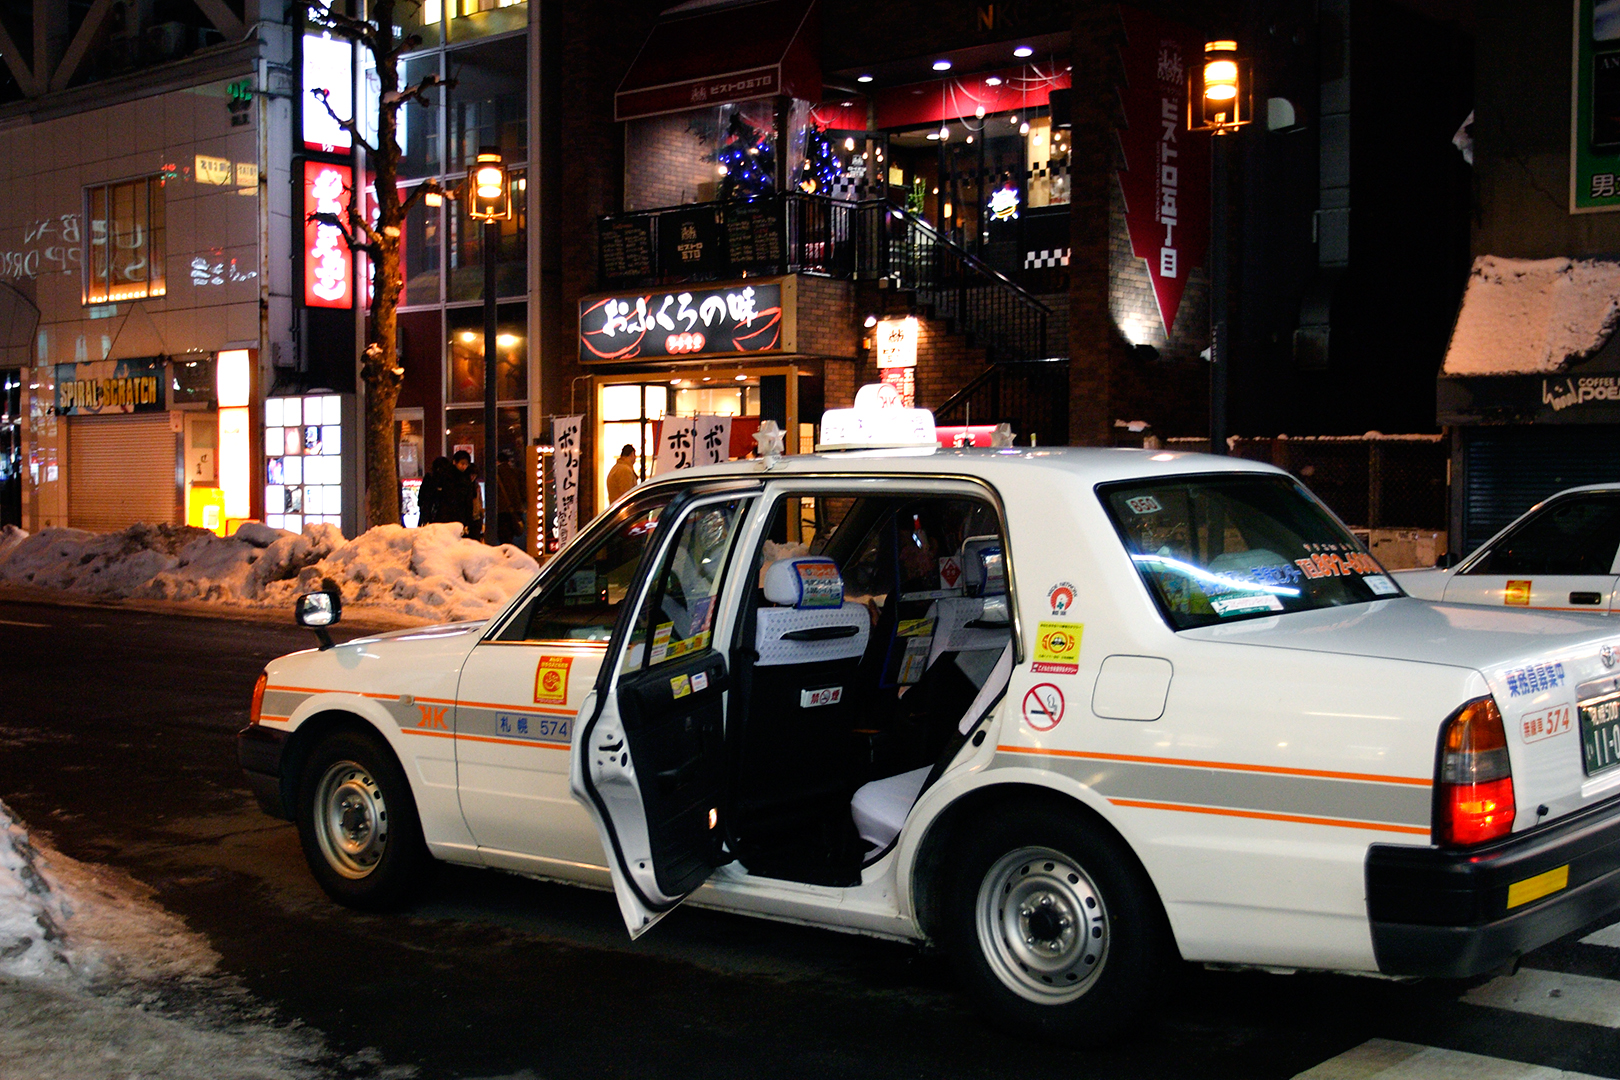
xmin=849 ymin=643 xmax=1013 ymax=854
xmin=731 ymin=557 xmax=870 ymax=841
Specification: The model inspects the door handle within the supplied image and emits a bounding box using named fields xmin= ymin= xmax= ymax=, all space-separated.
xmin=1571 ymin=592 xmax=1603 ymax=605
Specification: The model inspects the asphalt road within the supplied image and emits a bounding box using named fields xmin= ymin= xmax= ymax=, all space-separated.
xmin=4 ymin=597 xmax=1620 ymax=1080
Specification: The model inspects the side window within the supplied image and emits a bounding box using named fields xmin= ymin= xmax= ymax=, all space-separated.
xmin=1470 ymin=496 xmax=1620 ymax=576
xmin=625 ymin=498 xmax=752 ymax=670
xmin=498 ymin=495 xmax=672 ymax=643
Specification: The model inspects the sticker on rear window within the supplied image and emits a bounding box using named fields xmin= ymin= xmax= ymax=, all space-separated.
xmin=1210 ymin=594 xmax=1284 ymax=616
xmin=1126 ymin=495 xmax=1163 ymax=515
xmin=1364 ymin=574 xmax=1399 ymax=596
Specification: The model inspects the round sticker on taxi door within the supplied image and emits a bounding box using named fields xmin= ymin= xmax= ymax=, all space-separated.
xmin=1022 ymin=683 xmax=1065 ymax=731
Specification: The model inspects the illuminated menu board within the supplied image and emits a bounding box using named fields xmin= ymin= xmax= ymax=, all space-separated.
xmin=265 ymin=393 xmax=346 ymax=532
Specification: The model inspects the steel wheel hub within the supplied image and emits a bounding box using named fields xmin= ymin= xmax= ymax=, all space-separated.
xmin=314 ymin=760 xmax=388 ymax=879
xmin=976 ymin=846 xmax=1108 ymax=1004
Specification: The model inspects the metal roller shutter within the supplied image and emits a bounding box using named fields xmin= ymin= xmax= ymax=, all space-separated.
xmin=69 ymin=414 xmax=177 ymax=532
xmin=1462 ymin=424 xmax=1620 ymax=552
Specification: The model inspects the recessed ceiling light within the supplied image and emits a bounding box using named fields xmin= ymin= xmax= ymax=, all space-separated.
xmin=926 ymin=132 xmax=940 ymax=141
xmin=1013 ymin=46 xmax=1033 ymax=57
xmin=984 ymin=76 xmax=1003 ymax=86
xmin=857 ymin=74 xmax=874 ymax=83
xmin=932 ymin=59 xmax=952 ymax=71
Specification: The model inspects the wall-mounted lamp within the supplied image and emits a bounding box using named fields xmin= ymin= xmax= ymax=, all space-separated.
xmin=1189 ymin=40 xmax=1252 ymax=135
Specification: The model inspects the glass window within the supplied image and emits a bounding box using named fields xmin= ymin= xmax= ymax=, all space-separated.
xmin=629 ymin=498 xmax=751 ymax=670
xmin=445 ymin=405 xmax=526 ymax=471
xmin=402 ymin=185 xmax=442 ymax=306
xmin=1101 ymin=474 xmax=1401 ymax=631
xmin=500 ymin=494 xmax=672 ymax=643
xmin=397 ymin=0 xmax=444 ymax=47
xmin=447 ymin=36 xmax=527 ymax=171
xmin=398 ymin=53 xmax=444 ymax=179
xmin=447 ymin=169 xmax=526 ymax=300
xmin=85 ymin=176 xmax=165 ymax=303
xmin=447 ymin=303 xmax=526 ymax=402
xmin=447 ymin=0 xmax=527 ymax=43
xmin=1467 ymin=495 xmax=1620 ymax=576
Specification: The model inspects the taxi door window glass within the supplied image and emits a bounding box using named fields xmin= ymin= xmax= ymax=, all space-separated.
xmin=1102 ymin=474 xmax=1398 ymax=631
xmin=497 ymin=496 xmax=672 ymax=642
xmin=627 ymin=498 xmax=751 ymax=670
xmin=1465 ymin=495 xmax=1620 ymax=576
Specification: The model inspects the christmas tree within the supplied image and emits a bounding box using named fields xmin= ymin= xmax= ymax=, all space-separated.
xmin=717 ymin=112 xmax=775 ymax=202
xmin=798 ymin=125 xmax=842 ymax=196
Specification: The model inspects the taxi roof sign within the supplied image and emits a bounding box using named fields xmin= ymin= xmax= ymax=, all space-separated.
xmin=817 ymin=384 xmax=938 ymax=452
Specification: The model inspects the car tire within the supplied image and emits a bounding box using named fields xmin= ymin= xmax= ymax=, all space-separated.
xmin=942 ymin=803 xmax=1172 ymax=1045
xmin=295 ymin=727 xmax=431 ymax=911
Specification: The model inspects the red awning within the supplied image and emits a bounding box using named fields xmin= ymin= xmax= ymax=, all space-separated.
xmin=615 ymin=0 xmax=821 ymax=121
xmin=873 ymin=65 xmax=1072 ymax=130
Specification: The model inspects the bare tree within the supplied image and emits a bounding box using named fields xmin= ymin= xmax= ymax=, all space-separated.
xmin=304 ymin=0 xmax=447 ymax=529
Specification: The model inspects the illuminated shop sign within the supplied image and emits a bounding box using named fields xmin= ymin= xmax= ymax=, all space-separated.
xmin=303 ymin=161 xmax=353 ymax=309
xmin=302 ymin=32 xmax=353 ymax=152
xmin=579 ymin=281 xmax=790 ymax=363
xmin=54 ymin=358 xmax=165 ymax=415
xmin=875 ymin=316 xmax=918 ymax=369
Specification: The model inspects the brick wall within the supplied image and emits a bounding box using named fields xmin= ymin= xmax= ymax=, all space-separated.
xmin=623 ymin=110 xmax=723 ymax=211
xmin=794 ymin=276 xmax=857 ymax=359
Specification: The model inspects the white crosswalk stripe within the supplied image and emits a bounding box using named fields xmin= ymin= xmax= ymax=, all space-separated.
xmin=1293 ymin=1038 xmax=1610 ymax=1079
xmin=1462 ymin=967 xmax=1620 ymax=1028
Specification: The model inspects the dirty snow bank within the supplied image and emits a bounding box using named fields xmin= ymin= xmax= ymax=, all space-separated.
xmin=1443 ymin=255 xmax=1620 ymax=376
xmin=0 ymin=520 xmax=538 ymax=624
xmin=0 ymin=798 xmax=349 ymax=1080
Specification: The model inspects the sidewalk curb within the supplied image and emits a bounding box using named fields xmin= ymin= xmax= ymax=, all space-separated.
xmin=0 ymin=584 xmax=433 ymax=632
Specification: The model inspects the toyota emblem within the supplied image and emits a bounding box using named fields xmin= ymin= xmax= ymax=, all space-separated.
xmin=1603 ymin=645 xmax=1616 ymax=670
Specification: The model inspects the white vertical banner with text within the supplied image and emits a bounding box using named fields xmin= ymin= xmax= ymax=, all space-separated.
xmin=552 ymin=415 xmax=583 ymax=549
xmin=695 ymin=415 xmax=732 ymax=466
xmin=655 ymin=416 xmax=699 ymax=474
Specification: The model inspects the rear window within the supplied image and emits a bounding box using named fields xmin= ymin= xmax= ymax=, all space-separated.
xmin=1100 ymin=474 xmax=1401 ymax=630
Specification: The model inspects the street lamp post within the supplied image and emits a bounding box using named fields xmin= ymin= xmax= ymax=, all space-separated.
xmin=1189 ymin=40 xmax=1251 ymax=456
xmin=467 ymin=147 xmax=510 ymax=544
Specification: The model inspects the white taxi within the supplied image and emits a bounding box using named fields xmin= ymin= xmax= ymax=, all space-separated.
xmin=238 ymin=397 xmax=1620 ymax=1045
xmin=1398 ymin=484 xmax=1620 ymax=613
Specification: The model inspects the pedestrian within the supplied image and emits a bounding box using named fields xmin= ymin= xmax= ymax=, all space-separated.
xmin=495 ymin=448 xmax=526 ymax=547
xmin=450 ymin=449 xmax=483 ymax=541
xmin=607 ymin=443 xmax=639 ymax=504
xmin=416 ymin=456 xmax=456 ymax=526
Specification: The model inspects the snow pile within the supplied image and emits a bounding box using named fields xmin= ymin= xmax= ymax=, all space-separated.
xmin=0 ymin=520 xmax=539 ymax=624
xmin=1443 ymin=255 xmax=1620 ymax=376
xmin=0 ymin=799 xmax=347 ymax=1079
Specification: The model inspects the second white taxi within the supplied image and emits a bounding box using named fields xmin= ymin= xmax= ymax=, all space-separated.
xmin=239 ymin=399 xmax=1620 ymax=1044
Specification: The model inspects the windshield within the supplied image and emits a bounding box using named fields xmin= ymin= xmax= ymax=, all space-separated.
xmin=1099 ymin=474 xmax=1402 ymax=630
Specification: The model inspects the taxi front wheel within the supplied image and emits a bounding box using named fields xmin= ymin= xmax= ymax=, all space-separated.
xmin=944 ymin=805 xmax=1172 ymax=1045
xmin=296 ymin=728 xmax=431 ymax=911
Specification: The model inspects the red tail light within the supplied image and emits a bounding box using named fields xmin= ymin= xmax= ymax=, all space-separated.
xmin=249 ymin=672 xmax=268 ymax=726
xmin=1437 ymin=696 xmax=1515 ymax=846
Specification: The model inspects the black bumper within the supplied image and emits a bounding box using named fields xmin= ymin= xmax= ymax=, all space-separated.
xmin=237 ymin=724 xmax=291 ymax=820
xmin=1367 ymin=795 xmax=1620 ymax=977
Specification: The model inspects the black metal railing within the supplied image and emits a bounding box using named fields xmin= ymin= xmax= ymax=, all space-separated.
xmin=858 ymin=204 xmax=1052 ymax=365
xmin=596 ymin=194 xmax=858 ymax=287
xmin=933 ymin=360 xmax=1069 ymax=443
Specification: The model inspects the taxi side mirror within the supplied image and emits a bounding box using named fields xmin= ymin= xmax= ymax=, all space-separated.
xmin=295 ymin=589 xmax=342 ymax=650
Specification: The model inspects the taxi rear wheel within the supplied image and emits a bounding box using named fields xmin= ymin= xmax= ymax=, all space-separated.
xmin=296 ymin=728 xmax=430 ymax=911
xmin=943 ymin=805 xmax=1170 ymax=1045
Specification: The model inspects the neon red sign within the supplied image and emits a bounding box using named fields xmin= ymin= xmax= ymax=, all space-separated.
xmin=303 ymin=161 xmax=352 ymax=309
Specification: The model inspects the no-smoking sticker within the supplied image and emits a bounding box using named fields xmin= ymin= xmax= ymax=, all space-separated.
xmin=1022 ymin=683 xmax=1065 ymax=732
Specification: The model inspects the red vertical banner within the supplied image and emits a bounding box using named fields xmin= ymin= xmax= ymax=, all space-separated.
xmin=1116 ymin=7 xmax=1210 ymax=337
xmin=303 ymin=160 xmax=353 ymax=309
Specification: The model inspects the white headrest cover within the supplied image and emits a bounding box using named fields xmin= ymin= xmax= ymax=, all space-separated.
xmin=960 ymin=535 xmax=1007 ymax=596
xmin=762 ymin=556 xmax=845 ymax=609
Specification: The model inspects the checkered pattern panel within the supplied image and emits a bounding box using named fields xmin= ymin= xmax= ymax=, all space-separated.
xmin=1024 ymin=248 xmax=1071 ymax=269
